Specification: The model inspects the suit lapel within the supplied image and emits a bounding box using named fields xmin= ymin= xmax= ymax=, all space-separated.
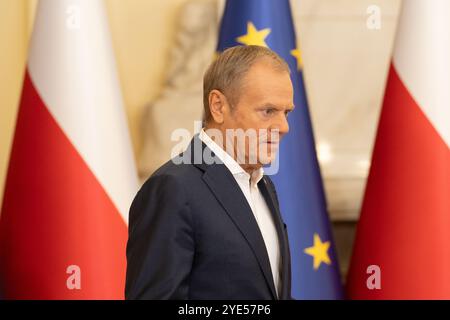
xmin=201 ymin=165 xmax=277 ymax=299
xmin=258 ymin=176 xmax=292 ymax=300
xmin=187 ymin=135 xmax=289 ymax=299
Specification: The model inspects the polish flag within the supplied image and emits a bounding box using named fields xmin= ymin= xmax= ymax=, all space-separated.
xmin=0 ymin=0 xmax=138 ymax=299
xmin=347 ymin=0 xmax=450 ymax=299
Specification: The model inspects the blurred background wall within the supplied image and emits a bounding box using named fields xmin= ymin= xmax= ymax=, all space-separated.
xmin=0 ymin=0 xmax=197 ymax=206
xmin=0 ymin=0 xmax=401 ymax=278
xmin=0 ymin=0 xmax=29 ymax=208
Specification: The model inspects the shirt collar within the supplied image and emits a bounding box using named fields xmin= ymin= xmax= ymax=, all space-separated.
xmin=198 ymin=128 xmax=264 ymax=186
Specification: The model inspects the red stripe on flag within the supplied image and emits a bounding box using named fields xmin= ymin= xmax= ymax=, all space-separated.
xmin=0 ymin=71 xmax=128 ymax=299
xmin=347 ymin=65 xmax=450 ymax=299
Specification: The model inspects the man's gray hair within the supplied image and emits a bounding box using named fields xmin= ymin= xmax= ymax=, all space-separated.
xmin=203 ymin=45 xmax=290 ymax=123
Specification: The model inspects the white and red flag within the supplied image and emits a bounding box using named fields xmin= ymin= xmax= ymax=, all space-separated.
xmin=0 ymin=0 xmax=138 ymax=299
xmin=347 ymin=0 xmax=450 ymax=299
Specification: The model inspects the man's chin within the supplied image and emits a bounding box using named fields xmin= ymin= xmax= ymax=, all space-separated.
xmin=260 ymin=143 xmax=279 ymax=163
xmin=258 ymin=152 xmax=277 ymax=166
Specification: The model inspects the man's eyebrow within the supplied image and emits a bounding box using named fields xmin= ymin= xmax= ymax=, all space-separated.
xmin=259 ymin=103 xmax=295 ymax=110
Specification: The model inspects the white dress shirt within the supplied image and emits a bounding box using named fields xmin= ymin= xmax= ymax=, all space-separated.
xmin=198 ymin=129 xmax=282 ymax=297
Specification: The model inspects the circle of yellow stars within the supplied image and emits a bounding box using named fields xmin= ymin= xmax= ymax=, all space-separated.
xmin=235 ymin=21 xmax=303 ymax=70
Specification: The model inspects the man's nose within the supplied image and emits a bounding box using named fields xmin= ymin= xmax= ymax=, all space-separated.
xmin=277 ymin=113 xmax=290 ymax=137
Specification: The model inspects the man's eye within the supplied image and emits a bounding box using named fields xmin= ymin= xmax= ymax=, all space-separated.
xmin=263 ymin=108 xmax=275 ymax=116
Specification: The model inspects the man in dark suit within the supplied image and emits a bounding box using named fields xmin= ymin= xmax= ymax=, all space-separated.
xmin=125 ymin=45 xmax=295 ymax=299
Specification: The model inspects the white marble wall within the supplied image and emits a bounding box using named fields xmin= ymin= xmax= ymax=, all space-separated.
xmin=291 ymin=0 xmax=401 ymax=220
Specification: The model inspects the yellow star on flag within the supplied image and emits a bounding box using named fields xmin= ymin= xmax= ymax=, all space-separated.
xmin=236 ymin=22 xmax=271 ymax=47
xmin=304 ymin=233 xmax=331 ymax=270
xmin=290 ymin=48 xmax=303 ymax=70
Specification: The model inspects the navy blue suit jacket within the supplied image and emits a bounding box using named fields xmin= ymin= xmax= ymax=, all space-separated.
xmin=125 ymin=135 xmax=291 ymax=299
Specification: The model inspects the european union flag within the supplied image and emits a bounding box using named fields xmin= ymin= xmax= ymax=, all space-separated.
xmin=217 ymin=0 xmax=343 ymax=299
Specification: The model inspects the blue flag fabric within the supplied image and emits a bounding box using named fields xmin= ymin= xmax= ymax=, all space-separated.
xmin=217 ymin=0 xmax=343 ymax=299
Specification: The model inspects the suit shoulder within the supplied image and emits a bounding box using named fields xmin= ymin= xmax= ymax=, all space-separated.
xmin=140 ymin=158 xmax=201 ymax=193
xmin=130 ymin=160 xmax=197 ymax=224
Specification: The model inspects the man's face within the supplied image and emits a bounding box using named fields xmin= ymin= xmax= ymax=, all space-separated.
xmin=220 ymin=59 xmax=294 ymax=167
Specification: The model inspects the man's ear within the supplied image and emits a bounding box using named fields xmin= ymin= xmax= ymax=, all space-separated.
xmin=208 ymin=89 xmax=228 ymax=124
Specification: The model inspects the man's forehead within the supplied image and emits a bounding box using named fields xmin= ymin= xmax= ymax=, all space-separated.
xmin=240 ymin=69 xmax=293 ymax=95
